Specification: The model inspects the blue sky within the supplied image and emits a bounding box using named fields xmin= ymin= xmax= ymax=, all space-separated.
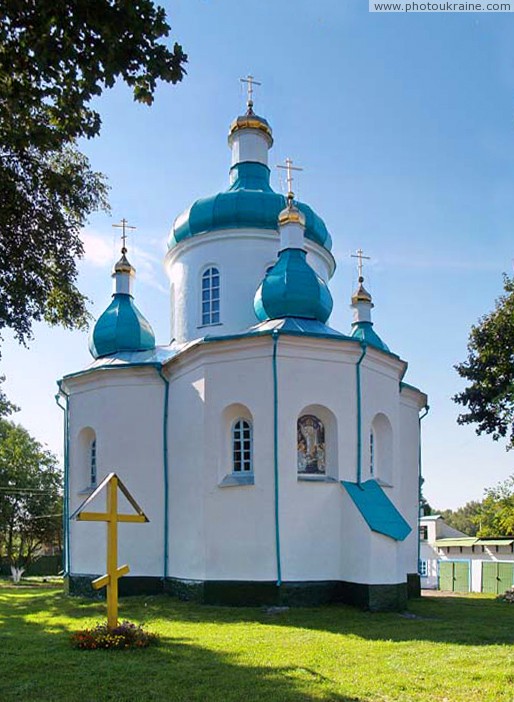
xmin=3 ymin=0 xmax=514 ymax=509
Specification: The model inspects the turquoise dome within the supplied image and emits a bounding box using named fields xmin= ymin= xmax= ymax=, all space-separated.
xmin=89 ymin=293 xmax=156 ymax=359
xmin=254 ymin=249 xmax=333 ymax=323
xmin=169 ymin=162 xmax=332 ymax=251
xmin=350 ymin=321 xmax=389 ymax=352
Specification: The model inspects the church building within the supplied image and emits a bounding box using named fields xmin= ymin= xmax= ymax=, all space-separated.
xmin=58 ymin=87 xmax=428 ymax=611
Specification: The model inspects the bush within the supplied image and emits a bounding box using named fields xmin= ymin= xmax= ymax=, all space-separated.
xmin=71 ymin=620 xmax=158 ymax=650
xmin=497 ymin=587 xmax=514 ymax=604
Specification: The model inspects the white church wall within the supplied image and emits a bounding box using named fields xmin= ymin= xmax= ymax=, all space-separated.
xmin=165 ymin=229 xmax=335 ymax=343
xmin=166 ymin=360 xmax=208 ymax=580
xmin=398 ymin=388 xmax=426 ymax=578
xmin=201 ymin=341 xmax=277 ymax=581
xmin=274 ymin=337 xmax=352 ymax=582
xmin=65 ymin=368 xmax=165 ymax=577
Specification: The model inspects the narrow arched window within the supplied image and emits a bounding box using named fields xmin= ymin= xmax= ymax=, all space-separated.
xmin=90 ymin=439 xmax=97 ymax=487
xmin=201 ymin=267 xmax=220 ymax=326
xmin=297 ymin=415 xmax=326 ymax=474
xmin=232 ymin=419 xmax=252 ymax=473
xmin=369 ymin=430 xmax=375 ymax=476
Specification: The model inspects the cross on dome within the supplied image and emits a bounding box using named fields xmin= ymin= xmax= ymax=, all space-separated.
xmin=113 ymin=218 xmax=136 ymax=254
xmin=240 ymin=74 xmax=261 ymax=114
xmin=277 ymin=157 xmax=303 ymax=204
xmin=351 ymin=248 xmax=371 ymax=283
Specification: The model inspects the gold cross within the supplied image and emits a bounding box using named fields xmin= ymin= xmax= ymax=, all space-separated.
xmin=277 ymin=157 xmax=303 ymax=203
xmin=240 ymin=74 xmax=261 ymax=112
xmin=113 ymin=218 xmax=136 ymax=253
xmin=351 ymin=248 xmax=371 ymax=281
xmin=72 ymin=473 xmax=148 ymax=629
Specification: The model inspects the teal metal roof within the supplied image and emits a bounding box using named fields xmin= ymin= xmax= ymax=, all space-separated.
xmin=168 ymin=162 xmax=333 ymax=251
xmin=89 ymin=294 xmax=156 ymax=359
xmin=254 ymin=249 xmax=333 ymax=323
xmin=350 ymin=321 xmax=389 ymax=352
xmin=341 ymin=479 xmax=412 ymax=541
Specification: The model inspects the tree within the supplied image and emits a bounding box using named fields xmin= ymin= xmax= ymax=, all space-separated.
xmin=0 ymin=1 xmax=187 ymax=344
xmin=454 ymin=275 xmax=514 ymax=449
xmin=0 ymin=376 xmax=18 ymax=419
xmin=0 ymin=419 xmax=62 ymax=582
xmin=475 ymin=475 xmax=514 ymax=537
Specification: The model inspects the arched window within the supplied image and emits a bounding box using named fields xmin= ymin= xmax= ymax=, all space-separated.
xmin=90 ymin=439 xmax=97 ymax=487
xmin=201 ymin=267 xmax=220 ymax=326
xmin=297 ymin=415 xmax=326 ymax=475
xmin=370 ymin=413 xmax=393 ymax=484
xmin=232 ymin=419 xmax=252 ymax=473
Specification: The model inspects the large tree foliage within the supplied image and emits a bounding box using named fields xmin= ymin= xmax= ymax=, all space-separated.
xmin=438 ymin=477 xmax=514 ymax=537
xmin=0 ymin=376 xmax=18 ymax=418
xmin=0 ymin=419 xmax=62 ymax=581
xmin=0 ymin=1 xmax=187 ymax=344
xmin=454 ymin=275 xmax=514 ymax=449
xmin=476 ymin=475 xmax=514 ymax=537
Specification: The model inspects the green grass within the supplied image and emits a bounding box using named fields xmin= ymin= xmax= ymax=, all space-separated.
xmin=0 ymin=581 xmax=513 ymax=702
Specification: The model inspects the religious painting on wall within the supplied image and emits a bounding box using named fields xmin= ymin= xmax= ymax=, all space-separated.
xmin=297 ymin=415 xmax=326 ymax=474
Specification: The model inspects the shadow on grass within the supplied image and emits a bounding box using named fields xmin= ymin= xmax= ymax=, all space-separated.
xmin=120 ymin=590 xmax=514 ymax=647
xmin=0 ymin=587 xmax=364 ymax=702
xmin=2 ymin=583 xmax=514 ymax=651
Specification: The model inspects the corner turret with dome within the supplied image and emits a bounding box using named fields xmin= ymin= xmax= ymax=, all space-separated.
xmin=89 ymin=220 xmax=156 ymax=359
xmin=254 ymin=159 xmax=333 ymax=324
xmin=349 ymin=249 xmax=389 ymax=352
xmin=59 ymin=79 xmax=428 ymax=614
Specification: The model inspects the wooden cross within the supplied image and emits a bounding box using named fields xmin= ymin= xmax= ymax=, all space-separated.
xmin=240 ymin=74 xmax=261 ymax=112
xmin=277 ymin=157 xmax=303 ymax=203
xmin=351 ymin=248 xmax=371 ymax=281
xmin=72 ymin=473 xmax=148 ymax=629
xmin=113 ymin=218 xmax=136 ymax=254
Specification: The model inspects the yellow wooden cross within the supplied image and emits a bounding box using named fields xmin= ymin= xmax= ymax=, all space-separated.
xmin=71 ymin=473 xmax=149 ymax=628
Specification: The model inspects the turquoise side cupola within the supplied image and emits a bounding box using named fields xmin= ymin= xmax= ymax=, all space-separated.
xmin=254 ymin=198 xmax=333 ymax=323
xmin=350 ymin=275 xmax=389 ymax=352
xmin=168 ymin=104 xmax=333 ymax=252
xmin=89 ymin=246 xmax=156 ymax=359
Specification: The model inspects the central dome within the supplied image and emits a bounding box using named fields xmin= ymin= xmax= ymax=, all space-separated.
xmin=168 ymin=162 xmax=333 ymax=251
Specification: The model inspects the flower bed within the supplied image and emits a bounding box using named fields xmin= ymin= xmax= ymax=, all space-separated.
xmin=71 ymin=620 xmax=158 ymax=650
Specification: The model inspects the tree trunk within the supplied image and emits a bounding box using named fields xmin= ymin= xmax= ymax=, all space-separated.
xmin=10 ymin=565 xmax=25 ymax=583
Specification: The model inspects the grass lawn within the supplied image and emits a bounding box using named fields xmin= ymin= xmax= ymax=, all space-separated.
xmin=0 ymin=581 xmax=513 ymax=702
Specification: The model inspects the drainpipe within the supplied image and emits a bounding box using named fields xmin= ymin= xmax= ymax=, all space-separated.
xmin=355 ymin=342 xmax=367 ymax=486
xmin=157 ymin=368 xmax=170 ymax=586
xmin=55 ymin=385 xmax=70 ymax=575
xmin=272 ymin=331 xmax=282 ymax=586
xmin=418 ymin=404 xmax=430 ymax=574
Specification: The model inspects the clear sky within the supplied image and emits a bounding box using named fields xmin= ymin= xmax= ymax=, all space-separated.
xmin=3 ymin=0 xmax=514 ymax=510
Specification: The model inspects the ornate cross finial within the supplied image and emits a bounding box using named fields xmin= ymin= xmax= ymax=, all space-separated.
xmin=112 ymin=218 xmax=136 ymax=254
xmin=277 ymin=157 xmax=303 ymax=205
xmin=351 ymin=248 xmax=371 ymax=282
xmin=240 ymin=74 xmax=261 ymax=114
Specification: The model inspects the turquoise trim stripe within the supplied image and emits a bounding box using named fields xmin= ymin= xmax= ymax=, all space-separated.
xmin=342 ymin=479 xmax=412 ymax=541
xmin=55 ymin=386 xmax=70 ymax=575
xmin=62 ymin=361 xmax=163 ymax=383
xmin=355 ymin=342 xmax=367 ymax=485
xmin=158 ymin=369 xmax=170 ymax=582
xmin=272 ymin=331 xmax=282 ymax=585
